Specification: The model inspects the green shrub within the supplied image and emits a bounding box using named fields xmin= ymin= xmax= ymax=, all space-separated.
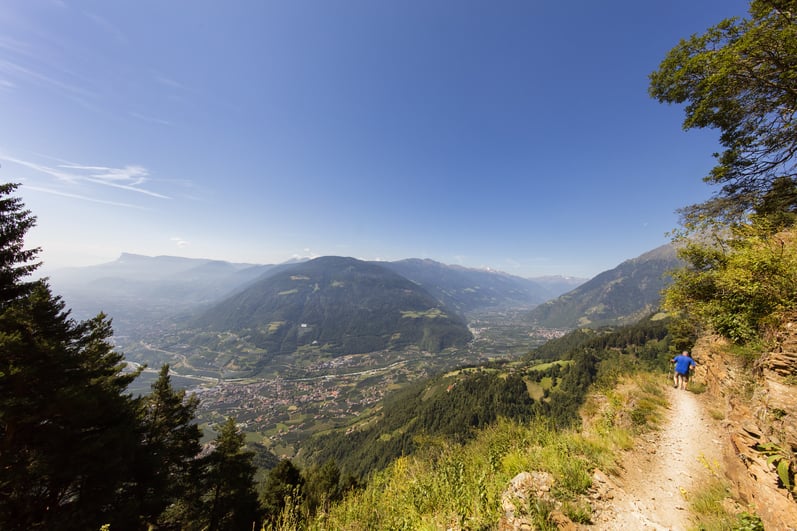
xmin=562 ymin=500 xmax=593 ymax=524
xmin=665 ymin=227 xmax=797 ymax=346
xmin=733 ymin=512 xmax=765 ymax=531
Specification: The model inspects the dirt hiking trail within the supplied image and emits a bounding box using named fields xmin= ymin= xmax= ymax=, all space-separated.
xmin=589 ymin=385 xmax=725 ymax=530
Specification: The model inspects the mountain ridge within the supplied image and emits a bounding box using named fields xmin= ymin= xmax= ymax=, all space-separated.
xmin=46 ymin=253 xmax=586 ymax=336
xmin=525 ymin=244 xmax=682 ymax=328
xmin=192 ymin=256 xmax=473 ymax=355
xmin=377 ymin=258 xmax=552 ymax=313
xmin=45 ymin=247 xmax=674 ymax=339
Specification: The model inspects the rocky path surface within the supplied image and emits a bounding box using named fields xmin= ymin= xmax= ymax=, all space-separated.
xmin=588 ymin=386 xmax=725 ymax=530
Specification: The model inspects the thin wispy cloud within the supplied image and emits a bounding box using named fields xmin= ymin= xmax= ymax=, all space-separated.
xmin=23 ymin=185 xmax=148 ymax=209
xmin=151 ymin=71 xmax=199 ymax=108
xmin=61 ymin=163 xmax=148 ymax=184
xmin=4 ymin=155 xmax=81 ymax=183
xmin=129 ymin=111 xmax=173 ymax=127
xmin=0 ymin=58 xmax=95 ymax=99
xmin=171 ymin=237 xmax=189 ymax=248
xmin=0 ymin=35 xmax=33 ymax=57
xmin=85 ymin=177 xmax=168 ymax=199
xmin=2 ymin=154 xmax=169 ymax=199
xmin=154 ymin=73 xmax=184 ymax=90
xmin=0 ymin=23 xmax=119 ymax=117
xmin=291 ymin=249 xmax=319 ymax=261
xmin=83 ymin=11 xmax=127 ymax=45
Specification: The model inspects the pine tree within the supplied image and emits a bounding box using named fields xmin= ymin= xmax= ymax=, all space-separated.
xmin=200 ymin=417 xmax=260 ymax=531
xmin=0 ymin=183 xmax=40 ymax=307
xmin=260 ymin=458 xmax=305 ymax=527
xmin=303 ymin=459 xmax=345 ymax=516
xmin=0 ymin=183 xmax=140 ymax=530
xmin=134 ymin=364 xmax=203 ymax=528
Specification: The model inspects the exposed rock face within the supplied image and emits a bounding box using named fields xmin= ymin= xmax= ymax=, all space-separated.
xmin=694 ymin=321 xmax=797 ymax=530
xmin=498 ymin=471 xmax=577 ymax=531
xmin=498 ymin=471 xmax=535 ymax=530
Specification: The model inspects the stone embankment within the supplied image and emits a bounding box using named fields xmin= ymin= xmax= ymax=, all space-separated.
xmin=697 ymin=320 xmax=797 ymax=530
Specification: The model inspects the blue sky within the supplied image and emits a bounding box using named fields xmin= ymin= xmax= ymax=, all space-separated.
xmin=1 ymin=0 xmax=750 ymax=278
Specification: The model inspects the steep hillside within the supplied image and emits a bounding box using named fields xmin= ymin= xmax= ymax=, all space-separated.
xmin=301 ymin=316 xmax=672 ymax=480
xmin=291 ymin=319 xmax=676 ymax=530
xmin=193 ymin=256 xmax=473 ymax=355
xmin=525 ymin=244 xmax=682 ymax=328
xmin=379 ymin=258 xmax=553 ymax=313
xmin=301 ymin=368 xmax=538 ymax=478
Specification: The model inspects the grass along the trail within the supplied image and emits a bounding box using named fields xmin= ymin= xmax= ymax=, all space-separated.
xmin=269 ymin=372 xmax=671 ymax=530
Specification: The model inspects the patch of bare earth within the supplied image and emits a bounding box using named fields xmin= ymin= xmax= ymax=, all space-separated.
xmin=587 ymin=385 xmax=725 ymax=530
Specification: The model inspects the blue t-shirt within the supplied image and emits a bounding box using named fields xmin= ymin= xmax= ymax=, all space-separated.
xmin=673 ymin=354 xmax=696 ymax=375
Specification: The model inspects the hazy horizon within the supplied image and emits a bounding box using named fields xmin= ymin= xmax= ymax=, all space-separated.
xmin=40 ymin=250 xmax=595 ymax=281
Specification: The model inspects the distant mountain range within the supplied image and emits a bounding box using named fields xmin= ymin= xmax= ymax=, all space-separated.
xmin=48 ymin=245 xmax=683 ymax=353
xmin=47 ymin=253 xmax=275 ymax=334
xmin=47 ymin=253 xmax=585 ymax=335
xmin=377 ymin=258 xmax=576 ymax=314
xmin=525 ymin=244 xmax=682 ymax=328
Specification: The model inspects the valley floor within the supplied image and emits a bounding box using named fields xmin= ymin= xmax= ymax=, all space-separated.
xmin=588 ymin=383 xmax=726 ymax=530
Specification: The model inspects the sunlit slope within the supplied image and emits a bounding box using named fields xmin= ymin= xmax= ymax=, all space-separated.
xmin=193 ymin=256 xmax=473 ymax=355
xmin=526 ymin=244 xmax=682 ymax=328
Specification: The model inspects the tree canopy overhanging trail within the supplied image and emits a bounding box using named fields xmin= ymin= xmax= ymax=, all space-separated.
xmin=649 ymin=0 xmax=797 ymax=227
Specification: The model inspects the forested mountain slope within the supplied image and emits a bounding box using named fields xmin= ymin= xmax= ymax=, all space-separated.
xmin=192 ymin=256 xmax=473 ymax=355
xmin=525 ymin=244 xmax=682 ymax=329
xmin=300 ymin=315 xmax=672 ymax=480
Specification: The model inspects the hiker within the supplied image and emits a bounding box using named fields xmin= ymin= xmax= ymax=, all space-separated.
xmin=671 ymin=351 xmax=696 ymax=390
